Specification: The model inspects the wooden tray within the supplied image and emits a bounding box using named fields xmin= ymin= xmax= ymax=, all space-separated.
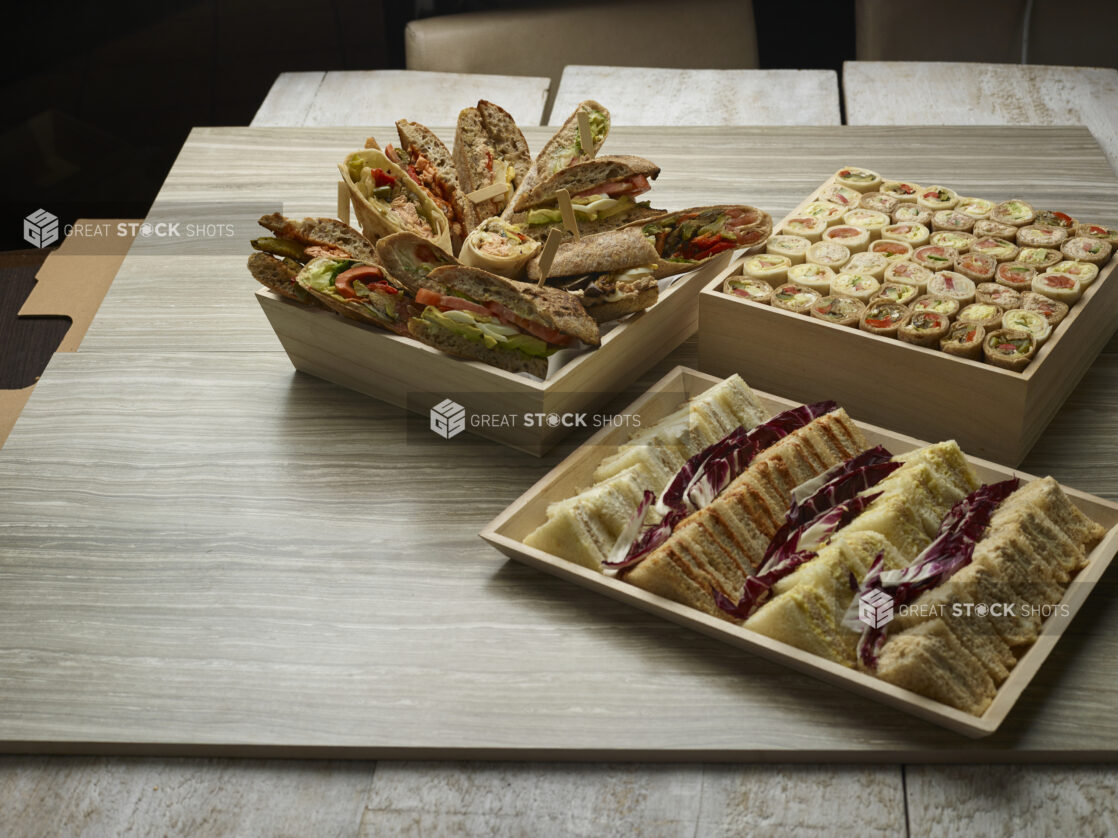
xmin=696 ymin=174 xmax=1118 ymax=466
xmin=257 ymin=250 xmax=738 ymax=456
xmin=480 ymin=366 xmax=1118 ymax=737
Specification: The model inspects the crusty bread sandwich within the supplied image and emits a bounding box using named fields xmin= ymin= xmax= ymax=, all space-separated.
xmin=507 ymin=155 xmax=662 ymax=239
xmin=406 ymin=265 xmax=600 ymax=379
xmin=503 ymin=99 xmax=610 ymax=220
xmin=247 ymin=212 xmax=379 ymax=303
xmin=294 ymin=257 xmax=415 ymax=335
xmin=453 ymin=100 xmax=533 ymax=223
xmin=525 ymin=228 xmax=661 ymax=322
xmin=389 ymin=119 xmax=477 ymax=251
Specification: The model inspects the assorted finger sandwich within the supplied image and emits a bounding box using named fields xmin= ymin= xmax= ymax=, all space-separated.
xmin=723 ymin=166 xmax=1116 ymax=372
xmin=249 ymin=99 xmax=772 ymax=379
xmin=525 ymin=374 xmax=1107 ymax=717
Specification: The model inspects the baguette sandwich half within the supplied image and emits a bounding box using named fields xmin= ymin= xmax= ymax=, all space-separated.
xmin=507 ymin=155 xmax=663 ymax=240
xmin=454 ymin=100 xmax=533 ymax=223
xmin=390 ymin=119 xmax=477 ymax=252
xmin=248 ymin=212 xmax=379 ymax=303
xmin=407 ymin=265 xmax=600 ymax=379
xmin=503 ymin=99 xmax=610 ymax=220
xmin=525 ymin=228 xmax=661 ymax=322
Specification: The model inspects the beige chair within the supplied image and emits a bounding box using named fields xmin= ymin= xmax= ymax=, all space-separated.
xmin=1027 ymin=0 xmax=1118 ymax=70
xmin=405 ymin=0 xmax=758 ymax=118
xmin=855 ymin=0 xmax=1027 ymax=63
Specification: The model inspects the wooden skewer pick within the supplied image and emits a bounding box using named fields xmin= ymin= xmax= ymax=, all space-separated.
xmin=536 ymin=229 xmax=562 ymax=285
xmin=556 ymin=188 xmax=581 ymax=242
xmin=337 ymin=181 xmax=350 ymax=225
xmin=577 ymin=110 xmax=594 ymax=156
xmin=466 ymin=182 xmax=509 ymax=204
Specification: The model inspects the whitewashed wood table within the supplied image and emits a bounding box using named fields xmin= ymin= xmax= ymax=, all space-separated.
xmin=550 ymin=66 xmax=841 ymax=125
xmin=251 ymin=69 xmax=550 ymax=127
xmin=843 ymin=61 xmax=1118 ymax=176
xmin=1 ymin=126 xmax=1117 ymax=836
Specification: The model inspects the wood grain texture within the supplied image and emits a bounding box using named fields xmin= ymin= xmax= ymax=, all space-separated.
xmin=905 ymin=764 xmax=1118 ymax=838
xmin=358 ymin=762 xmax=906 ymax=837
xmin=550 ymin=66 xmax=841 ymax=126
xmin=78 ymin=124 xmax=1115 ymax=355
xmin=301 ymin=70 xmax=550 ymax=128
xmin=251 ymin=72 xmax=326 ymax=127
xmin=0 ymin=755 xmax=374 ymax=838
xmin=1 ymin=126 xmax=1117 ymax=761
xmin=843 ymin=62 xmax=1118 ymax=175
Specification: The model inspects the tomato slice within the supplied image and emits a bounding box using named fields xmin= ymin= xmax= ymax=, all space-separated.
xmin=416 ymin=289 xmax=574 ymax=346
xmin=335 ymin=265 xmax=387 ymax=299
xmin=416 ymin=288 xmax=491 ymax=316
xmin=485 ymin=302 xmax=572 ymax=346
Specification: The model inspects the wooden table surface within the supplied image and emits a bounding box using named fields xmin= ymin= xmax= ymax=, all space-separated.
xmin=843 ymin=62 xmax=1118 ymax=176
xmin=251 ymin=70 xmax=551 ymax=128
xmin=2 ymin=125 xmax=1117 ymax=835
xmin=549 ymin=66 xmax=841 ymax=126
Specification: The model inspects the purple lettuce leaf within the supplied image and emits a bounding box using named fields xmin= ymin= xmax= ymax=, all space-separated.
xmin=605 ymin=401 xmax=839 ymax=572
xmin=763 ymin=459 xmax=900 ymax=566
xmin=847 ymin=477 xmax=1021 ymax=668
xmin=791 ymin=445 xmax=895 ymax=505
xmin=716 ymin=492 xmax=882 ymax=619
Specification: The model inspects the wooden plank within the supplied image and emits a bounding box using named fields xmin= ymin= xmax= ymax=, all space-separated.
xmin=305 ymin=70 xmax=549 ymax=127
xmin=0 ymin=755 xmax=374 ymax=836
xmin=843 ymin=62 xmax=1118 ymax=175
xmin=358 ymin=762 xmax=906 ymax=837
xmin=250 ymin=72 xmax=325 ymax=127
xmin=0 ymin=346 xmax=1116 ymax=757
xmin=550 ymin=66 xmax=841 ymax=126
xmin=906 ymin=764 xmax=1118 ymax=837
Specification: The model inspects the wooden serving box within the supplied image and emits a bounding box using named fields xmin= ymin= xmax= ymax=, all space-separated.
xmin=256 ymin=251 xmax=738 ymax=456
xmin=481 ymin=366 xmax=1118 ymax=737
xmin=696 ymin=176 xmax=1118 ymax=466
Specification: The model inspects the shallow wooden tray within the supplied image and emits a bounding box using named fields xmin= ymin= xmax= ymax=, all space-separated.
xmin=481 ymin=366 xmax=1118 ymax=737
xmin=257 ymin=251 xmax=737 ymax=456
xmin=697 ymin=174 xmax=1118 ymax=466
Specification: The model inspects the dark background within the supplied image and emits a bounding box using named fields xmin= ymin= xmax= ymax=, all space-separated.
xmin=0 ymin=0 xmax=855 ymax=252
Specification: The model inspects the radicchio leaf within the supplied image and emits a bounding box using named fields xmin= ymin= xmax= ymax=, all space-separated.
xmin=791 ymin=445 xmax=894 ymax=504
xmin=763 ymin=459 xmax=900 ymax=566
xmin=604 ymin=401 xmax=838 ymax=571
xmin=716 ymin=492 xmax=882 ymax=619
xmin=847 ymin=478 xmax=1021 ymax=668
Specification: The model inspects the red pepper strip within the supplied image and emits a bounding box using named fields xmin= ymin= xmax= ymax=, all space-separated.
xmin=865 ymin=318 xmax=893 ymax=329
xmin=371 ymin=168 xmax=396 ymax=187
xmin=334 ymin=265 xmax=387 ymax=299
